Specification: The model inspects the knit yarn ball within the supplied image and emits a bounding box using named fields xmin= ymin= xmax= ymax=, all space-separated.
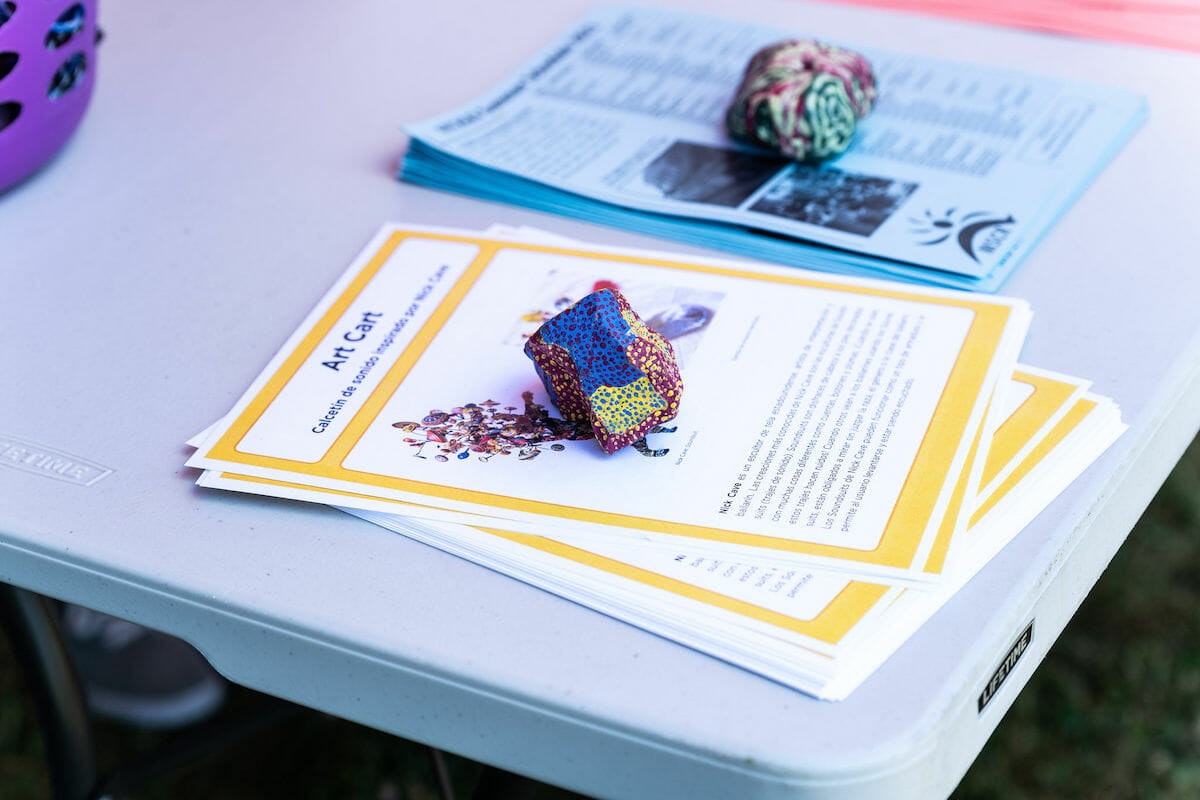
xmin=725 ymin=39 xmax=876 ymax=162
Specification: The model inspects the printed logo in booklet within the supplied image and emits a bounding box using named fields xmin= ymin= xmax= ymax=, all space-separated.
xmin=909 ymin=207 xmax=1017 ymax=264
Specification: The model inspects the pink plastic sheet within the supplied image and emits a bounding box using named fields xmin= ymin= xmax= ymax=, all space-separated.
xmin=822 ymin=0 xmax=1200 ymax=52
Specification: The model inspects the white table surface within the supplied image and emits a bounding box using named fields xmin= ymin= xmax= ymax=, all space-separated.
xmin=3 ymin=1 xmax=1199 ymax=798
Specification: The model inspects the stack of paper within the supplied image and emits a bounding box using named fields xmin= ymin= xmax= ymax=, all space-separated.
xmin=399 ymin=5 xmax=1146 ymax=292
xmin=186 ymin=224 xmax=1124 ymax=699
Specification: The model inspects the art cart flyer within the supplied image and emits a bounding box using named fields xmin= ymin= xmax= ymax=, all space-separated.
xmin=188 ymin=225 xmax=1029 ymax=583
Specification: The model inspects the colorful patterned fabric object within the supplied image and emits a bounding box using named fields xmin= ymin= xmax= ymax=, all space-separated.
xmin=524 ymin=288 xmax=683 ymax=454
xmin=725 ymin=39 xmax=876 ymax=162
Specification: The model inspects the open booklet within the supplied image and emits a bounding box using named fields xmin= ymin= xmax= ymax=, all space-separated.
xmin=186 ymin=225 xmax=1123 ymax=698
xmin=400 ymin=5 xmax=1146 ymax=291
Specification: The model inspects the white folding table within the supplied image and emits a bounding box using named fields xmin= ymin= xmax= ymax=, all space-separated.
xmin=3 ymin=1 xmax=1198 ymax=797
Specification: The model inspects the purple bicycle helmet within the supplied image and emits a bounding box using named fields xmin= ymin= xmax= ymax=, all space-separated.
xmin=0 ymin=0 xmax=98 ymax=193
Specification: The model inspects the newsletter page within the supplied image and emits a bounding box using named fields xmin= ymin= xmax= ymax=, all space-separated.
xmin=405 ymin=5 xmax=1146 ymax=279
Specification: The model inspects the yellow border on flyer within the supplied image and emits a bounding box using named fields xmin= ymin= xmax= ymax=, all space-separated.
xmin=980 ymin=371 xmax=1078 ymax=487
xmin=922 ymin=400 xmax=986 ymax=574
xmin=204 ymin=230 xmax=1017 ymax=574
xmin=481 ymin=528 xmax=890 ymax=645
xmin=970 ymin=397 xmax=1097 ymax=526
xmin=219 ymin=471 xmax=889 ymax=645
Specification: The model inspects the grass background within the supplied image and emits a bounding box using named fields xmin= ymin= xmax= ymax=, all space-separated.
xmin=2 ymin=435 xmax=1198 ymax=799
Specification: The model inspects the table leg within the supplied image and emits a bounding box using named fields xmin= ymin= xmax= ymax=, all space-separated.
xmin=1 ymin=581 xmax=556 ymax=799
xmin=473 ymin=764 xmax=542 ymax=800
xmin=0 ymin=582 xmax=102 ymax=800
